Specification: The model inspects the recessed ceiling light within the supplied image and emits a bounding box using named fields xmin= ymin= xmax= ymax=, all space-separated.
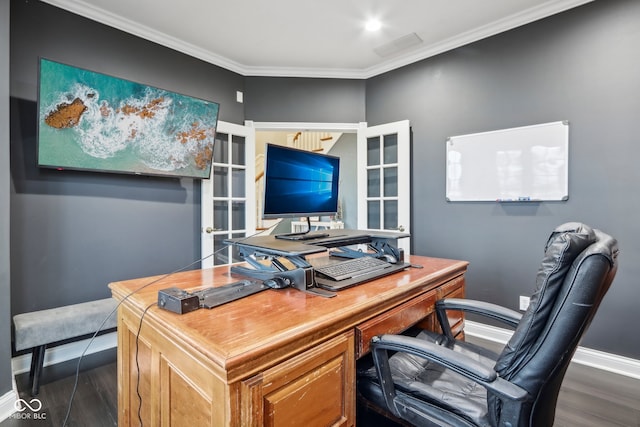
xmin=365 ymin=19 xmax=382 ymax=32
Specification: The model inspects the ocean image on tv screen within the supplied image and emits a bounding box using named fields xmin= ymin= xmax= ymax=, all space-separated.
xmin=37 ymin=58 xmax=220 ymax=178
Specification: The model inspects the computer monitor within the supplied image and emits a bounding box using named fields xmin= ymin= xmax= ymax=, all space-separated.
xmin=262 ymin=144 xmax=340 ymax=231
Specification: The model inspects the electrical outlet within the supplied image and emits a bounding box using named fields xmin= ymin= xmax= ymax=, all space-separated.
xmin=519 ymin=295 xmax=530 ymax=311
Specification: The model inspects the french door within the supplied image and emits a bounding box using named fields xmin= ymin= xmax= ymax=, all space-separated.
xmin=200 ymin=121 xmax=255 ymax=268
xmin=357 ymin=120 xmax=411 ymax=254
xmin=201 ymin=120 xmax=411 ymax=266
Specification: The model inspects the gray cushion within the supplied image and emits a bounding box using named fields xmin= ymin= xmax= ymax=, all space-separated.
xmin=13 ymin=298 xmax=118 ymax=351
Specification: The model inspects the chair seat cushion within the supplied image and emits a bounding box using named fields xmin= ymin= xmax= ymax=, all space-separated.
xmin=359 ymin=330 xmax=499 ymax=427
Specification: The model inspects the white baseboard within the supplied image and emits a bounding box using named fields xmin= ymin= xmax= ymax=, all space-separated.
xmin=6 ymin=323 xmax=639 ymax=401
xmin=11 ymin=332 xmax=117 ymax=376
xmin=0 ymin=378 xmax=19 ymax=423
xmin=465 ymin=320 xmax=640 ymax=380
xmin=3 ymin=334 xmax=116 ymax=422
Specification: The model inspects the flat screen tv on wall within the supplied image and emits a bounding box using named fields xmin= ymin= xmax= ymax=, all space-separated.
xmin=37 ymin=58 xmax=220 ymax=179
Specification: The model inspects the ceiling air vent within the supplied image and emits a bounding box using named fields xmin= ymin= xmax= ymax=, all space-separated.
xmin=373 ymin=32 xmax=423 ymax=57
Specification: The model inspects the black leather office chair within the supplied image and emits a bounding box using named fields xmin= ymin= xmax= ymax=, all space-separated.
xmin=357 ymin=222 xmax=619 ymax=427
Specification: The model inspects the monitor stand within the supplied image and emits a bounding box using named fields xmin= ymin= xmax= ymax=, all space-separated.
xmin=275 ymin=217 xmax=329 ymax=241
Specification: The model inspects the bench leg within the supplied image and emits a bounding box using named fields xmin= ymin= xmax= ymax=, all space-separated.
xmin=29 ymin=345 xmax=46 ymax=396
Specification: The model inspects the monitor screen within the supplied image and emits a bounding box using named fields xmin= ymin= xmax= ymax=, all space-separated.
xmin=263 ymin=144 xmax=340 ymax=219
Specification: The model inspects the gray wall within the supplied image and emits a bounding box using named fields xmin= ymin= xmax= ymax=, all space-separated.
xmin=1 ymin=0 xmax=14 ymax=398
xmin=9 ymin=0 xmax=244 ymax=319
xmin=6 ymin=0 xmax=640 ymax=391
xmin=328 ymin=133 xmax=358 ymax=230
xmin=244 ymin=76 xmax=365 ymax=233
xmin=245 ymin=77 xmax=365 ymax=123
xmin=366 ymin=0 xmax=640 ymax=359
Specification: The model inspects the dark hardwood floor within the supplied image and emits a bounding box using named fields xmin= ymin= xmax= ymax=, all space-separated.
xmin=2 ymin=342 xmax=639 ymax=426
xmin=2 ymin=349 xmax=117 ymax=427
xmin=467 ymin=337 xmax=640 ymax=427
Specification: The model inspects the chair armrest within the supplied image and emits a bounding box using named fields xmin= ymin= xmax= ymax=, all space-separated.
xmin=436 ymin=298 xmax=522 ymax=341
xmin=370 ymin=334 xmax=530 ymax=418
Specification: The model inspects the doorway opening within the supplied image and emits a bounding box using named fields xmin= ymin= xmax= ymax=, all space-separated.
xmin=254 ymin=127 xmax=359 ymax=235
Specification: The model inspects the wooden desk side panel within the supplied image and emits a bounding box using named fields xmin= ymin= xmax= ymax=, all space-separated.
xmin=241 ymin=331 xmax=355 ymax=427
xmin=117 ymin=303 xmax=228 ymax=426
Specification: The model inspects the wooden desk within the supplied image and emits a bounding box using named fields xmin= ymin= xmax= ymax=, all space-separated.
xmin=109 ymin=255 xmax=468 ymax=427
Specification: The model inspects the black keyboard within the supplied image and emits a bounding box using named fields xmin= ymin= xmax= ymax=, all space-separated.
xmin=314 ymin=257 xmax=391 ymax=281
xmin=193 ymin=280 xmax=268 ymax=309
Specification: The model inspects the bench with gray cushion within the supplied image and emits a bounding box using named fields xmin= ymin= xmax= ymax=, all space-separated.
xmin=13 ymin=298 xmax=118 ymax=396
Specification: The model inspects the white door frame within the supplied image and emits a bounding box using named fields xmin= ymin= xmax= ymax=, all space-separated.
xmin=356 ymin=120 xmax=411 ymax=254
xmin=254 ymin=121 xmax=411 ymax=255
xmin=201 ymin=120 xmax=255 ymax=268
xmin=252 ymin=122 xmax=363 ymax=133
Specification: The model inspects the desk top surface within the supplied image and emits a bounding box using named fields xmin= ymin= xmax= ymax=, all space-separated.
xmin=224 ymin=228 xmax=411 ymax=256
xmin=109 ymin=254 xmax=467 ymax=378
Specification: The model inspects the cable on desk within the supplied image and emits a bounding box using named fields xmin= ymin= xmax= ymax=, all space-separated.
xmin=59 ymin=224 xmax=281 ymax=426
xmin=135 ymin=301 xmax=157 ymax=427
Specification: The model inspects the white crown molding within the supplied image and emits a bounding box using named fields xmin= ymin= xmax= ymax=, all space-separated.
xmin=465 ymin=320 xmax=640 ymax=380
xmin=357 ymin=0 xmax=596 ymax=79
xmin=247 ymin=0 xmax=597 ymax=79
xmin=40 ymin=0 xmax=246 ymax=74
xmin=41 ymin=0 xmax=594 ymax=79
xmin=251 ymin=122 xmax=363 ymax=132
xmin=242 ymin=65 xmax=369 ymax=80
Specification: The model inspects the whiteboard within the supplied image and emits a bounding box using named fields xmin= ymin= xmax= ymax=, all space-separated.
xmin=446 ymin=121 xmax=569 ymax=202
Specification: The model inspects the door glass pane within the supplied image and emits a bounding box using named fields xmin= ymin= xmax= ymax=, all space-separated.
xmin=232 ymin=135 xmax=246 ymax=165
xmin=213 ymin=166 xmax=228 ymax=197
xmin=367 ymin=200 xmax=380 ymax=229
xmin=213 ymin=235 xmax=229 ymax=265
xmin=214 ymin=133 xmax=229 ymax=164
xmin=367 ymin=169 xmax=380 ymax=197
xmin=384 ymin=200 xmax=398 ymax=230
xmin=232 ymin=201 xmax=245 ymax=230
xmin=214 ymin=200 xmax=228 ymax=231
xmin=383 ymin=167 xmax=398 ymax=197
xmin=383 ymin=133 xmax=398 ymax=164
xmin=367 ymin=137 xmax=380 ymax=166
xmin=232 ymin=168 xmax=245 ymax=198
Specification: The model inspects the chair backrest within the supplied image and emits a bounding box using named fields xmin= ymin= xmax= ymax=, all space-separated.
xmin=489 ymin=222 xmax=619 ymax=426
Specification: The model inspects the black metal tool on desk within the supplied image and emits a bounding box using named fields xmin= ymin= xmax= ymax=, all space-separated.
xmin=158 ymin=280 xmax=268 ymax=313
xmin=192 ymin=280 xmax=268 ymax=309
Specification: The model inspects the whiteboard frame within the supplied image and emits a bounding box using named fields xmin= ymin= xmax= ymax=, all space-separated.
xmin=445 ymin=121 xmax=569 ymax=202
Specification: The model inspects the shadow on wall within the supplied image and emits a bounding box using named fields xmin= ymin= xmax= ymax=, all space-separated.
xmin=10 ymin=97 xmax=189 ymax=203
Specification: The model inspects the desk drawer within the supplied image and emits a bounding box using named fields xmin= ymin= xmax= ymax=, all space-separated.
xmin=355 ymin=290 xmax=436 ymax=359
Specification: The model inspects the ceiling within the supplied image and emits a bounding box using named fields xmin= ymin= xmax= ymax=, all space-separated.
xmin=43 ymin=0 xmax=594 ymax=79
